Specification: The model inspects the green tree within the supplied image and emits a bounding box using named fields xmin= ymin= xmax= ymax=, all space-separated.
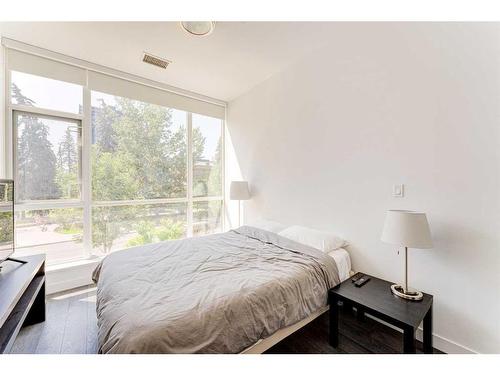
xmin=13 ymin=84 xmax=60 ymax=201
xmin=127 ymin=218 xmax=185 ymax=247
xmin=192 ymin=127 xmax=211 ymax=196
xmin=56 ymin=127 xmax=79 ymax=199
xmin=207 ymin=137 xmax=222 ymax=196
xmin=92 ymin=98 xmax=190 ymax=200
xmin=17 ymin=114 xmax=60 ymax=200
xmin=91 ymin=98 xmax=196 ymax=252
xmin=53 ymin=208 xmax=82 ymax=237
xmin=11 ymin=83 xmax=35 ymax=106
xmin=110 ymin=98 xmax=192 ymax=199
xmin=57 ymin=127 xmax=78 ymax=173
xmin=92 ymin=206 xmax=125 ymax=252
xmin=0 ymin=184 xmax=14 ymax=243
xmin=91 ymin=151 xmax=138 ymax=201
xmin=91 ymin=151 xmax=139 ymax=253
xmin=0 ymin=212 xmax=13 ymax=243
xmin=93 ymin=99 xmax=120 ymax=153
xmin=90 ymin=96 xmax=210 ymax=252
xmin=126 ymin=221 xmax=156 ymax=247
xmin=156 ymin=218 xmax=185 ymax=241
xmin=192 ymin=127 xmax=206 ymax=162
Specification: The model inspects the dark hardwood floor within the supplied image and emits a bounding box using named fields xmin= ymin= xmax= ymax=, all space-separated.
xmin=265 ymin=307 xmax=443 ymax=354
xmin=11 ymin=286 xmax=98 ymax=354
xmin=11 ymin=286 xmax=443 ymax=354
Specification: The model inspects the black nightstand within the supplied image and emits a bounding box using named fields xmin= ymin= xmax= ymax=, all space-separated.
xmin=329 ymin=274 xmax=433 ymax=354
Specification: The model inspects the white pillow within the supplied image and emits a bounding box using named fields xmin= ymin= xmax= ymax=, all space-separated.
xmin=249 ymin=219 xmax=288 ymax=233
xmin=278 ymin=225 xmax=346 ymax=252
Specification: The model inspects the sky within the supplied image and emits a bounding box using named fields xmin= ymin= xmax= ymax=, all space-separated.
xmin=12 ymin=70 xmax=221 ymax=160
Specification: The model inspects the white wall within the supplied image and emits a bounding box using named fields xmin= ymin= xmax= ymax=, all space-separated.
xmin=227 ymin=23 xmax=500 ymax=354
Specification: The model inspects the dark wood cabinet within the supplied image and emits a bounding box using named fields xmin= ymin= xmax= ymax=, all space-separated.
xmin=329 ymin=273 xmax=433 ymax=354
xmin=0 ymin=255 xmax=46 ymax=353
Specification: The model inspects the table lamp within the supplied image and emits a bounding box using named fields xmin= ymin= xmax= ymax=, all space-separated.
xmin=381 ymin=210 xmax=433 ymax=301
xmin=230 ymin=181 xmax=250 ymax=227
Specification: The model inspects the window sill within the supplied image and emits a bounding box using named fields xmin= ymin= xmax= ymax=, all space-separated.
xmin=46 ymin=256 xmax=102 ymax=273
xmin=45 ymin=256 xmax=103 ymax=294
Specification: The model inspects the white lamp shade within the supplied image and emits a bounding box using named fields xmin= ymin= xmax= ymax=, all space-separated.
xmin=230 ymin=181 xmax=250 ymax=200
xmin=381 ymin=210 xmax=433 ymax=249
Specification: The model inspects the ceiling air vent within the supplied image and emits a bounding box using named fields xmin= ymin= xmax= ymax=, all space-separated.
xmin=142 ymin=52 xmax=171 ymax=69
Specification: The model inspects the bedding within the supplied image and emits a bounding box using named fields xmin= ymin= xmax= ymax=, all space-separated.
xmin=92 ymin=226 xmax=340 ymax=354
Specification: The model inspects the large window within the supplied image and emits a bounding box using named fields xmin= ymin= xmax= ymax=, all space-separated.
xmin=90 ymin=91 xmax=221 ymax=254
xmin=7 ymin=54 xmax=225 ymax=265
xmin=11 ymin=73 xmax=85 ymax=264
xmin=91 ymin=91 xmax=187 ymax=201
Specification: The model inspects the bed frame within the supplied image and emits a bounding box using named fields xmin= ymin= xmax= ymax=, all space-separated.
xmin=241 ymin=269 xmax=354 ymax=354
xmin=240 ymin=305 xmax=330 ymax=354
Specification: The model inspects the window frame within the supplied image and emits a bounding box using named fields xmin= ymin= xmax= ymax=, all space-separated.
xmin=13 ymin=108 xmax=83 ymax=205
xmin=4 ymin=47 xmax=226 ymax=266
xmin=11 ymin=103 xmax=86 ymax=264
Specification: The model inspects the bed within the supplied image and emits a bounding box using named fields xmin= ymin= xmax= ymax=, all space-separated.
xmin=92 ymin=226 xmax=350 ymax=354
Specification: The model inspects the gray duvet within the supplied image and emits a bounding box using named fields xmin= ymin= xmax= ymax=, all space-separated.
xmin=92 ymin=226 xmax=340 ymax=354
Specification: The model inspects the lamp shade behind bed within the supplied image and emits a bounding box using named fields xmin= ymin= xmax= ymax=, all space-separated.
xmin=230 ymin=181 xmax=250 ymax=200
xmin=230 ymin=181 xmax=250 ymax=227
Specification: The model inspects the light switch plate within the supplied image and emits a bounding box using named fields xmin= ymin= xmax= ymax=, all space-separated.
xmin=393 ymin=184 xmax=404 ymax=198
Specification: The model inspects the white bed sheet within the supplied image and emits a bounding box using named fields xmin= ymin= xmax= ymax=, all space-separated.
xmin=328 ymin=248 xmax=351 ymax=282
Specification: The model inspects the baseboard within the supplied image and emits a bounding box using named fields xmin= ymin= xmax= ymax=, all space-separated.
xmin=364 ymin=312 xmax=477 ymax=354
xmin=415 ymin=327 xmax=476 ymax=354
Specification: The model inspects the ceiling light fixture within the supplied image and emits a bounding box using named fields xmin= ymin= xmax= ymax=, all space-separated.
xmin=180 ymin=21 xmax=216 ymax=36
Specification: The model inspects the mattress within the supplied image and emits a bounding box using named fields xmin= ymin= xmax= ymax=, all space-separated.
xmin=328 ymin=248 xmax=351 ymax=282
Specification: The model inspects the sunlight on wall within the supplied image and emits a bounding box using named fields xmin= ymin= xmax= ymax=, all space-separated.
xmin=224 ymin=124 xmax=243 ymax=229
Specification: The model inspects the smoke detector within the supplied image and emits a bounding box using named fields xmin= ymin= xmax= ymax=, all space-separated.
xmin=142 ymin=52 xmax=171 ymax=69
xmin=180 ymin=21 xmax=216 ymax=36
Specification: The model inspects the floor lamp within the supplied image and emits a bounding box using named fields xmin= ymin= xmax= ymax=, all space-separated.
xmin=230 ymin=181 xmax=250 ymax=227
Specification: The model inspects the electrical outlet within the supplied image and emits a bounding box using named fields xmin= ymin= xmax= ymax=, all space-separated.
xmin=393 ymin=184 xmax=404 ymax=198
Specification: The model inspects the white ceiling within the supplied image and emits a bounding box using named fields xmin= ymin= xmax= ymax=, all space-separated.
xmin=0 ymin=22 xmax=339 ymax=102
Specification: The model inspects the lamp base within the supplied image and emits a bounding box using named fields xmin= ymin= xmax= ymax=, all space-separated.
xmin=391 ymin=284 xmax=423 ymax=301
